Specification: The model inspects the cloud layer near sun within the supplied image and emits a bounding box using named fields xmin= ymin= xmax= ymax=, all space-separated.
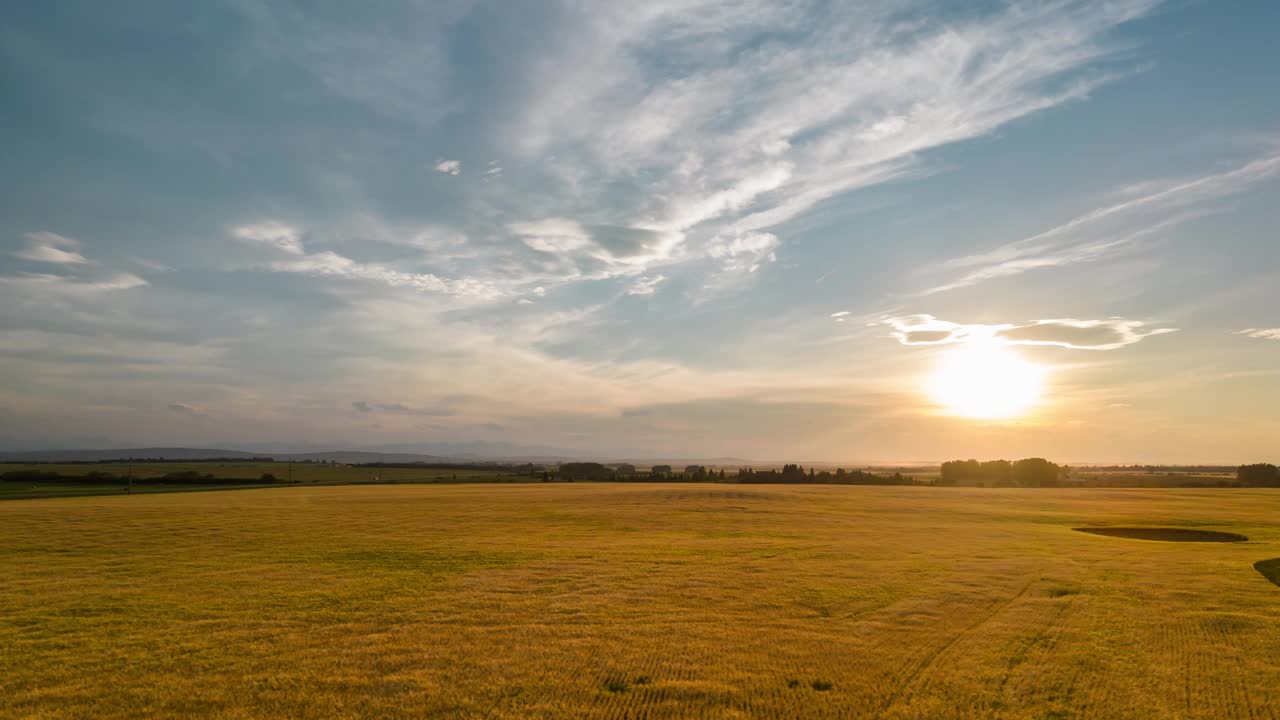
xmin=884 ymin=315 xmax=1178 ymax=350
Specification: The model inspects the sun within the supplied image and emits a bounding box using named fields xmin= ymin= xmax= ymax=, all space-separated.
xmin=926 ymin=342 xmax=1045 ymax=419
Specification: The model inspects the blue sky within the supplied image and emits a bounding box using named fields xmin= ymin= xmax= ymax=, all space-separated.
xmin=1 ymin=0 xmax=1277 ymax=462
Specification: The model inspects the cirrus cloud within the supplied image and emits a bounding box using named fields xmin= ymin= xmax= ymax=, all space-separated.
xmin=14 ymin=232 xmax=89 ymax=265
xmin=233 ymin=222 xmax=305 ymax=255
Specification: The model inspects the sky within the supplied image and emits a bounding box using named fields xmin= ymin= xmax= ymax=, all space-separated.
xmin=1 ymin=0 xmax=1277 ymax=463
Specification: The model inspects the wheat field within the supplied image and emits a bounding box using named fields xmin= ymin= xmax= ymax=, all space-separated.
xmin=3 ymin=484 xmax=1279 ymax=719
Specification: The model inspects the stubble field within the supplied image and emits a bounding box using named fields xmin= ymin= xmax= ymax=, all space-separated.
xmin=2 ymin=484 xmax=1278 ymax=719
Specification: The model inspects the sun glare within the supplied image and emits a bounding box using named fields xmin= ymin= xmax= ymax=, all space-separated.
xmin=927 ymin=342 xmax=1045 ymax=419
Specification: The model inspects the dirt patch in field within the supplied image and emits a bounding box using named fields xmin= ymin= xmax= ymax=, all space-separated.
xmin=1255 ymin=558 xmax=1280 ymax=588
xmin=1072 ymin=527 xmax=1247 ymax=543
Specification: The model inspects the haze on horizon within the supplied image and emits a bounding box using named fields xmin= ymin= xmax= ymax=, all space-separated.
xmin=1 ymin=1 xmax=1277 ymax=465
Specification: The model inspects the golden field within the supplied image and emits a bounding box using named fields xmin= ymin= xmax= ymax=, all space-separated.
xmin=3 ymin=484 xmax=1279 ymax=719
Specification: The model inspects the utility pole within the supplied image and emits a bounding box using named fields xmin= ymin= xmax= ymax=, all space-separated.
xmin=288 ymin=460 xmax=293 ymax=484
xmin=127 ymin=463 xmax=133 ymax=495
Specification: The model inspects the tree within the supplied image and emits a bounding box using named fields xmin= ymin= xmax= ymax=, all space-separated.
xmin=941 ymin=458 xmax=1054 ymax=486
xmin=1238 ymin=463 xmax=1279 ymax=487
xmin=939 ymin=459 xmax=980 ymax=485
xmin=980 ymin=460 xmax=1012 ymax=486
xmin=559 ymin=462 xmax=611 ymax=482
xmin=1011 ymin=458 xmax=1059 ymax=487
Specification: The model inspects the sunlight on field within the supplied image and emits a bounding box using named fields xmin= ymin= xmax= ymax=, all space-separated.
xmin=3 ymin=485 xmax=1279 ymax=719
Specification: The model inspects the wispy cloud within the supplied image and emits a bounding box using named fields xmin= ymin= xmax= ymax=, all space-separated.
xmin=234 ymin=223 xmax=504 ymax=300
xmin=706 ymin=232 xmax=779 ymax=273
xmin=884 ymin=314 xmax=1177 ymax=350
xmin=352 ymin=400 xmax=454 ymax=417
xmin=627 ymin=275 xmax=665 ymax=296
xmin=167 ymin=403 xmax=204 ymax=416
xmin=495 ymin=0 xmax=1162 ymax=284
xmin=233 ymin=222 xmax=305 ymax=255
xmin=924 ymin=153 xmax=1280 ymax=294
xmin=140 ymin=1 xmax=1172 ymax=305
xmin=55 ymin=273 xmax=146 ymax=291
xmin=14 ymin=232 xmax=89 ymax=265
xmin=1237 ymin=328 xmax=1280 ymax=341
xmin=268 ymin=250 xmax=503 ymax=299
xmin=505 ymin=219 xmax=684 ymax=282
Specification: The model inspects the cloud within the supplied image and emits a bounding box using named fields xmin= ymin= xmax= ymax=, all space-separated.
xmin=100 ymin=0 xmax=1173 ymax=311
xmin=505 ymin=219 xmax=684 ymax=282
xmin=7 ymin=1 xmax=1175 ymax=316
xmin=0 ymin=272 xmax=147 ymax=293
xmin=238 ymin=226 xmax=505 ymax=300
xmin=925 ymin=153 xmax=1280 ymax=294
xmin=233 ymin=222 xmax=305 ymax=255
xmin=499 ymin=0 xmax=1162 ymax=283
xmin=3 ymin=232 xmax=150 ymax=295
xmin=706 ymin=232 xmax=779 ymax=273
xmin=883 ymin=314 xmax=1177 ymax=350
xmin=830 ymin=311 xmax=851 ymax=318
xmin=375 ymin=402 xmax=454 ymax=417
xmin=351 ymin=400 xmax=454 ymax=417
xmin=627 ymin=275 xmax=665 ymax=296
xmin=1000 ymin=319 xmax=1179 ymax=350
xmin=509 ymin=218 xmax=592 ymax=254
xmin=167 ymin=403 xmax=203 ymax=416
xmin=1237 ymin=328 xmax=1280 ymax=341
xmin=15 ymin=232 xmax=89 ymax=265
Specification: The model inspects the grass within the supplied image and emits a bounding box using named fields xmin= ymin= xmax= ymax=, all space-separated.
xmin=2 ymin=485 xmax=1279 ymax=718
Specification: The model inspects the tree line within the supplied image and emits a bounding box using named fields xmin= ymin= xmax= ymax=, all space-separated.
xmin=553 ymin=462 xmax=912 ymax=484
xmin=1238 ymin=463 xmax=1280 ymax=487
xmin=0 ymin=469 xmax=284 ymax=485
xmin=736 ymin=464 xmax=912 ymax=485
xmin=939 ymin=458 xmax=1061 ymax=487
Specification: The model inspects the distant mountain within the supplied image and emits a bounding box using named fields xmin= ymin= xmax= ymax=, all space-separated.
xmin=0 ymin=445 xmax=759 ymax=466
xmin=0 ymin=447 xmax=460 ymax=464
xmin=272 ymin=451 xmax=453 ymax=464
xmin=0 ymin=447 xmax=265 ymax=462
